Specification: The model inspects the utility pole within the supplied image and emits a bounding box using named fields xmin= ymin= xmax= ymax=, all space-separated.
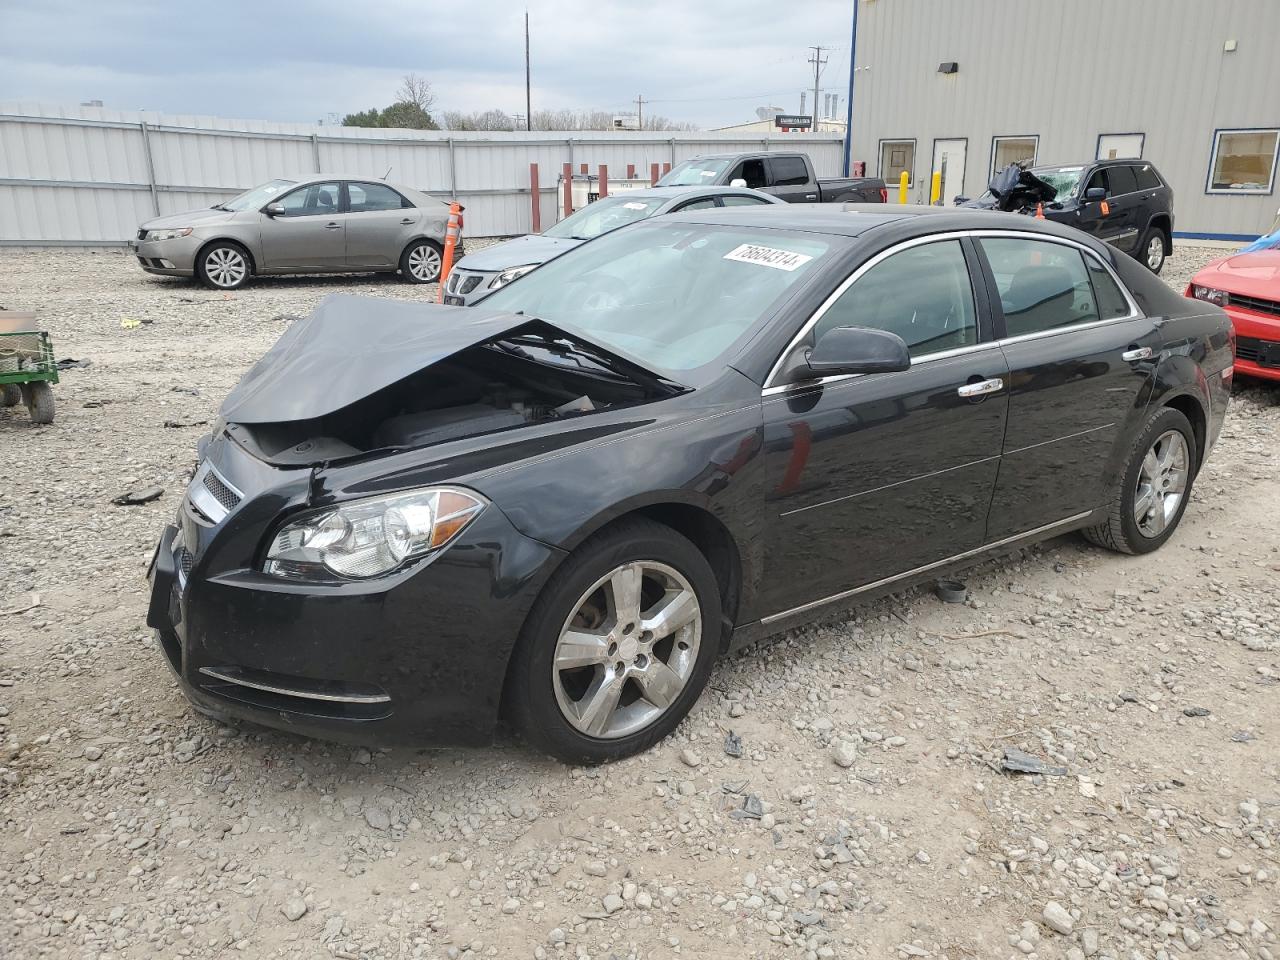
xmin=634 ymin=95 xmax=645 ymax=130
xmin=524 ymin=10 xmax=532 ymax=131
xmin=807 ymin=45 xmax=828 ymax=131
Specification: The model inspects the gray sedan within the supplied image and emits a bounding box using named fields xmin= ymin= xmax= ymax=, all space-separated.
xmin=131 ymin=176 xmax=453 ymax=290
xmin=441 ymin=185 xmax=781 ymax=305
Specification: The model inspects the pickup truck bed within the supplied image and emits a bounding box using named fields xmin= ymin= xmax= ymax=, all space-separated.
xmin=658 ymin=152 xmax=886 ymax=205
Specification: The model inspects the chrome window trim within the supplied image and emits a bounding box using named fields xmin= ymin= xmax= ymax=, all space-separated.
xmin=761 ymin=227 xmax=1144 ymax=393
xmin=759 ymin=509 xmax=1093 ymax=625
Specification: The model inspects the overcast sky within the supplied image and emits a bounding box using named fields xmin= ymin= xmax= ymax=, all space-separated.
xmin=0 ymin=0 xmax=857 ymax=128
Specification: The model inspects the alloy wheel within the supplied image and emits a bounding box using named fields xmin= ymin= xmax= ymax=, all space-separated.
xmin=1146 ymin=235 xmax=1164 ymax=271
xmin=205 ymin=248 xmax=247 ymax=288
xmin=408 ymin=244 xmax=441 ymax=282
xmin=1134 ymin=429 xmax=1188 ymax=538
xmin=552 ymin=561 xmax=702 ymax=739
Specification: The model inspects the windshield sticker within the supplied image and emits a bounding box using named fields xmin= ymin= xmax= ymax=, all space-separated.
xmin=723 ymin=243 xmax=814 ymax=271
xmin=700 ymin=170 xmax=717 ymax=176
xmin=623 ymin=201 xmax=648 ymax=210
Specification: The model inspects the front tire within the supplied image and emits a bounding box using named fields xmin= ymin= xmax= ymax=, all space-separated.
xmin=1139 ymin=227 xmax=1167 ymax=273
xmin=506 ymin=518 xmax=721 ymax=764
xmin=1083 ymin=406 xmax=1196 ymax=555
xmin=1 ymin=384 xmax=20 ymax=407
xmin=196 ymin=242 xmax=252 ymax=290
xmin=400 ymin=239 xmax=443 ymax=284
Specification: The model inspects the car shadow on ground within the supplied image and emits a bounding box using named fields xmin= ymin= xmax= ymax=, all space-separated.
xmin=140 ymin=272 xmax=430 ymax=293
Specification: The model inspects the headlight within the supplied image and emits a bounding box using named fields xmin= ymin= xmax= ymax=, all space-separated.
xmin=1191 ymin=284 xmax=1229 ymax=307
xmin=264 ymin=486 xmax=486 ymax=581
xmin=146 ymin=227 xmax=193 ymax=241
xmin=489 ymin=264 xmax=539 ymax=289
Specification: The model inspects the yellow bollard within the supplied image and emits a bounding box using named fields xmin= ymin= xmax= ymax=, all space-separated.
xmin=930 ymin=171 xmax=942 ymax=205
xmin=898 ymin=170 xmax=909 ymax=204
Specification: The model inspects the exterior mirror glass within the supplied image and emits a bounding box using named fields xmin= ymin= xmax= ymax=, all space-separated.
xmin=1083 ymin=186 xmax=1107 ymax=202
xmin=782 ymin=326 xmax=911 ymax=383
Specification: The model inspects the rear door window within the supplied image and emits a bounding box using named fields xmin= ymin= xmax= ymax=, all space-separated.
xmin=348 ymin=182 xmax=409 ymax=212
xmin=1107 ymin=165 xmax=1138 ymax=196
xmin=979 ymin=237 xmax=1101 ymax=337
xmin=720 ymin=194 xmax=773 ymax=206
xmin=768 ymin=156 xmax=810 ymax=186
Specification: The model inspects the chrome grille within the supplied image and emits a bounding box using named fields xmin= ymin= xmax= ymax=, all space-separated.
xmin=203 ymin=470 xmax=241 ymax=512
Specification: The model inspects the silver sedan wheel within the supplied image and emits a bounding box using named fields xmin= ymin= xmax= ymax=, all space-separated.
xmin=1134 ymin=429 xmax=1188 ymax=538
xmin=552 ymin=561 xmax=702 ymax=740
xmin=1146 ymin=234 xmax=1165 ymax=271
xmin=204 ymin=247 xmax=247 ymax=288
xmin=407 ymin=244 xmax=441 ymax=282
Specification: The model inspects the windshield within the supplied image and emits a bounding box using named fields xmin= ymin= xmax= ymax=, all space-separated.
xmin=219 ymin=179 xmax=296 ymax=211
xmin=657 ymin=157 xmax=733 ymax=186
xmin=543 ymin=194 xmax=668 ymax=240
xmin=482 ymin=221 xmax=834 ymax=374
xmin=1030 ymin=166 xmax=1085 ymax=202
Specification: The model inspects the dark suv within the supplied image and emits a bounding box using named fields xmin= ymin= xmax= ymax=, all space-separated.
xmin=962 ymin=159 xmax=1174 ymax=273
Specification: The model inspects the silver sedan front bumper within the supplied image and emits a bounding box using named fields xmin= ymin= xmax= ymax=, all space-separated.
xmin=129 ymin=233 xmax=204 ymax=277
xmin=441 ymin=267 xmax=501 ymax=306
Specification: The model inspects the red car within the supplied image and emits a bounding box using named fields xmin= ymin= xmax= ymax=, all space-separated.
xmin=1188 ymin=247 xmax=1280 ymax=381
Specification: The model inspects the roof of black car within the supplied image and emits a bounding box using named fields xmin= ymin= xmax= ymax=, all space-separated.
xmin=599 ymin=185 xmax=769 ymax=199
xmin=662 ymin=203 xmax=1095 ymax=239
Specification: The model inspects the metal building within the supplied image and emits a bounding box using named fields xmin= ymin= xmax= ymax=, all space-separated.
xmin=848 ymin=0 xmax=1280 ymax=240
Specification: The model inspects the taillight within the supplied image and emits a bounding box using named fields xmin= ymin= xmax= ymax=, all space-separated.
xmin=879 ymin=187 xmax=888 ymax=203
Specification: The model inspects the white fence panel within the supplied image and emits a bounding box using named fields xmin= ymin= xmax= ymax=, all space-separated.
xmin=0 ymin=102 xmax=847 ymax=246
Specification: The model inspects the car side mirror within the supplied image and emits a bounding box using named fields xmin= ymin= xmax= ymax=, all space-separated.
xmin=780 ymin=326 xmax=911 ymax=384
xmin=1083 ymin=187 xmax=1106 ymax=202
xmin=729 ymin=178 xmax=747 ymax=188
xmin=264 ymin=202 xmax=285 ymax=217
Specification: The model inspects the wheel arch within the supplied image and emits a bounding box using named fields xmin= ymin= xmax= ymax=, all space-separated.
xmin=195 ymin=236 xmax=257 ymax=274
xmin=1145 ymin=212 xmax=1172 ymax=245
xmin=1159 ymin=390 xmax=1208 ymax=469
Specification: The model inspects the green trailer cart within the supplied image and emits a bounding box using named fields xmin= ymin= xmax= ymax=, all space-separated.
xmin=0 ymin=311 xmax=58 ymax=424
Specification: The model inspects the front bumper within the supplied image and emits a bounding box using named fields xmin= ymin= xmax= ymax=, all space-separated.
xmin=1226 ymin=305 xmax=1280 ymax=381
xmin=146 ymin=485 xmax=564 ymax=747
xmin=130 ymin=233 xmax=203 ymax=277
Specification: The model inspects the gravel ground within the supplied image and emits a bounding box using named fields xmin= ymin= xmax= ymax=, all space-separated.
xmin=1 ymin=245 xmax=1278 ymax=960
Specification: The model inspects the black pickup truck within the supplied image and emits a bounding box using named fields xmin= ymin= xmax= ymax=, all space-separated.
xmin=658 ymin=152 xmax=887 ymax=204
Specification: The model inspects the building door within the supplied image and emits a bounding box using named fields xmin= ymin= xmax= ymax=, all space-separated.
xmin=932 ymin=139 xmax=967 ymax=204
xmin=1097 ymin=134 xmax=1144 ymax=160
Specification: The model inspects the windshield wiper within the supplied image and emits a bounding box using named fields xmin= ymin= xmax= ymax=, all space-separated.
xmin=211 ymin=204 xmax=231 ymax=211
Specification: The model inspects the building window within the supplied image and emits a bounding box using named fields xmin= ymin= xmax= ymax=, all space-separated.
xmin=1097 ymin=133 xmax=1144 ymax=160
xmin=879 ymin=140 xmax=916 ymax=188
xmin=1207 ymin=129 xmax=1279 ymax=194
xmin=991 ymin=136 xmax=1038 ymax=175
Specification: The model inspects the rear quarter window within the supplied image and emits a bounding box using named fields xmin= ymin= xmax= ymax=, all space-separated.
xmin=1133 ymin=164 xmax=1162 ymax=190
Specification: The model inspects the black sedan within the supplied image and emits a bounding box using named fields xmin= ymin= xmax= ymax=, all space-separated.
xmin=147 ymin=205 xmax=1233 ymax=763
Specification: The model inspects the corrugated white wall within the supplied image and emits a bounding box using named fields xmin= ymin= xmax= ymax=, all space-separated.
xmin=0 ymin=102 xmax=845 ymax=244
xmin=850 ymin=0 xmax=1280 ymax=239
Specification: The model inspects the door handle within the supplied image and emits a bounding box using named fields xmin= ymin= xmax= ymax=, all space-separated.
xmin=400 ymin=218 xmax=415 ymax=225
xmin=1121 ymin=346 xmax=1153 ymax=362
xmin=805 ymin=194 xmax=818 ymax=200
xmin=957 ymin=377 xmax=1004 ymax=398
xmin=323 ymin=222 xmax=341 ymax=230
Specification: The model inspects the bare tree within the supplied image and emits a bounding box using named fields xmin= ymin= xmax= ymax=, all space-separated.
xmin=396 ymin=73 xmax=437 ymax=114
xmin=442 ymin=109 xmax=516 ymax=131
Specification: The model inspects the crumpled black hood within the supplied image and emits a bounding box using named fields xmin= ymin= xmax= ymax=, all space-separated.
xmin=219 ymin=294 xmax=666 ymax=425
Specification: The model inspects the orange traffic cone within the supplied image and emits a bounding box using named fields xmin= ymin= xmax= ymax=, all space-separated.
xmin=1035 ymin=202 xmax=1045 ymax=219
xmin=436 ymin=202 xmax=464 ymax=302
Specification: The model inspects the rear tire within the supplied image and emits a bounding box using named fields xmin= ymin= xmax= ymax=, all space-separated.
xmin=20 ymin=381 xmax=55 ymax=424
xmin=196 ymin=242 xmax=252 ymax=290
xmin=400 ymin=239 xmax=443 ymax=284
xmin=1083 ymin=406 xmax=1195 ymax=555
xmin=1 ymin=384 xmax=20 ymax=407
xmin=505 ymin=518 xmax=721 ymax=764
xmin=1139 ymin=227 xmax=1167 ymax=273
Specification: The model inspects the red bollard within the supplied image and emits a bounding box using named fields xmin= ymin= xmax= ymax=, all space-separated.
xmin=650 ymin=162 xmax=659 ymax=185
xmin=529 ymin=162 xmax=541 ymax=233
xmin=627 ymin=163 xmax=636 ymax=179
xmin=435 ymin=202 xmax=463 ymax=303
xmin=599 ymin=164 xmax=608 ymax=198
xmin=562 ymin=162 xmax=573 ymax=217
